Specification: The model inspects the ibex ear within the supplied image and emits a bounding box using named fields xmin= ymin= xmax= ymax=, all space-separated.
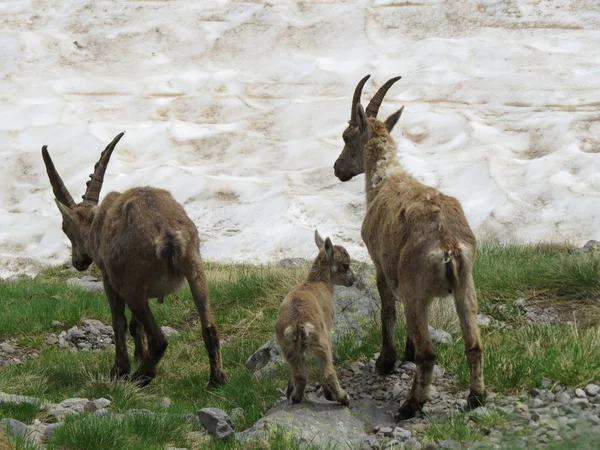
xmin=314 ymin=229 xmax=325 ymax=249
xmin=55 ymin=199 xmax=76 ymax=224
xmin=324 ymin=237 xmax=334 ymax=264
xmin=356 ymin=103 xmax=368 ymax=134
xmin=385 ymin=106 xmax=404 ymax=133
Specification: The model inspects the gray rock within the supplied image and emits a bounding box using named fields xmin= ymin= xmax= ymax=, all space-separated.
xmin=378 ymin=426 xmax=393 ymax=436
xmin=237 ymin=397 xmax=368 ymax=448
xmin=161 ymin=326 xmax=180 ymax=338
xmin=0 ymin=418 xmax=31 ymax=438
xmin=554 ymin=391 xmax=570 ymax=404
xmin=81 ymin=275 xmax=98 ymax=283
xmin=0 ymin=343 xmax=16 ymax=354
xmin=580 ymin=240 xmax=600 ymax=253
xmin=42 ymin=398 xmax=89 ymax=420
xmin=432 ymin=365 xmax=444 ymax=380
xmin=406 ymin=438 xmax=423 ymax=450
xmin=363 ymin=435 xmax=381 ymax=449
xmin=279 ymin=258 xmax=309 ymax=268
xmin=428 ymin=326 xmax=452 ymax=345
xmin=392 ymin=427 xmax=412 ymax=441
xmin=0 ymin=393 xmax=41 ymax=407
xmin=45 ymin=334 xmax=58 ymax=345
xmin=477 ymin=314 xmax=493 ymax=327
xmin=67 ymin=327 xmax=85 ymax=340
xmin=198 ymin=408 xmax=234 ymax=434
xmin=584 ymin=384 xmax=599 ymax=397
xmin=571 ymin=398 xmax=589 ymax=408
xmin=575 ymin=388 xmax=586 ymax=398
xmin=384 ymin=440 xmax=401 ymax=449
xmin=93 ymin=409 xmax=110 ymax=417
xmin=438 ymin=441 xmax=461 ymax=449
xmin=44 ymin=422 xmax=64 ymax=441
xmin=81 ymin=281 xmax=104 ymax=291
xmin=51 ymin=320 xmax=64 ymax=327
xmin=215 ymin=420 xmax=235 ymax=440
xmin=84 ymin=398 xmax=111 ymax=412
xmin=246 ymin=338 xmax=280 ymax=372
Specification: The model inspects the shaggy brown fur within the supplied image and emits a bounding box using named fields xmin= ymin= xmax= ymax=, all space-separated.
xmin=275 ymin=230 xmax=354 ymax=405
xmin=42 ymin=132 xmax=226 ymax=387
xmin=333 ymin=75 xmax=485 ymax=421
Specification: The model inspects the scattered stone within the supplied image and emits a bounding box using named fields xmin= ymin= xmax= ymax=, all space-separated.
xmin=157 ymin=397 xmax=173 ymax=409
xmin=229 ymin=407 xmax=244 ymax=424
xmin=126 ymin=409 xmax=153 ymax=415
xmin=93 ymin=409 xmax=110 ymax=417
xmin=215 ymin=420 xmax=235 ymax=440
xmin=44 ymin=422 xmax=64 ymax=441
xmin=428 ymin=326 xmax=452 ymax=345
xmin=0 ymin=343 xmax=16 ymax=354
xmin=554 ymin=391 xmax=570 ymax=404
xmin=363 ymin=435 xmax=381 ymax=449
xmin=161 ymin=326 xmax=180 ymax=338
xmin=580 ymin=240 xmax=600 ymax=253
xmin=279 ymin=258 xmax=309 ymax=268
xmin=438 ymin=440 xmax=461 ymax=449
xmin=585 ymin=384 xmax=599 ymax=397
xmin=42 ymin=398 xmax=90 ymax=420
xmin=198 ymin=408 xmax=234 ymax=435
xmin=84 ymin=398 xmax=111 ymax=412
xmin=574 ymin=388 xmax=586 ymax=398
xmin=0 ymin=418 xmax=31 ymax=438
xmin=51 ymin=320 xmax=64 ymax=327
xmin=477 ymin=314 xmax=493 ymax=327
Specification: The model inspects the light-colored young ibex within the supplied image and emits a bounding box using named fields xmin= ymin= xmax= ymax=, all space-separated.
xmin=333 ymin=75 xmax=485 ymax=420
xmin=42 ymin=132 xmax=226 ymax=387
xmin=275 ymin=230 xmax=354 ymax=405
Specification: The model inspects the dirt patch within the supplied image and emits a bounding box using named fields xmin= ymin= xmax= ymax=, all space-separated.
xmin=0 ymin=339 xmax=38 ymax=368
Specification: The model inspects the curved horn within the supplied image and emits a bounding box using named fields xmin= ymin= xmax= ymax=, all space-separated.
xmin=365 ymin=76 xmax=402 ymax=118
xmin=350 ymin=74 xmax=371 ymax=124
xmin=41 ymin=146 xmax=76 ymax=208
xmin=82 ymin=132 xmax=125 ymax=205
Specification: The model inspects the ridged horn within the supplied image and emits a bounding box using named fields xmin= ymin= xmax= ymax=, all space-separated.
xmin=350 ymin=74 xmax=371 ymax=124
xmin=41 ymin=145 xmax=76 ymax=208
xmin=365 ymin=76 xmax=402 ymax=118
xmin=82 ymin=132 xmax=125 ymax=205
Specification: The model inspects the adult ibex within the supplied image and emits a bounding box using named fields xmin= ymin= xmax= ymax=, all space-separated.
xmin=42 ymin=132 xmax=226 ymax=387
xmin=333 ymin=75 xmax=485 ymax=420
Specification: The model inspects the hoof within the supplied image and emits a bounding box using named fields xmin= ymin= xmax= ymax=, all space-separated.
xmin=131 ymin=372 xmax=154 ymax=387
xmin=291 ymin=395 xmax=303 ymax=404
xmin=375 ymin=351 xmax=396 ymax=375
xmin=109 ymin=365 xmax=130 ymax=380
xmin=207 ymin=370 xmax=227 ymax=388
xmin=467 ymin=391 xmax=486 ymax=410
xmin=339 ymin=392 xmax=350 ymax=407
xmin=322 ymin=386 xmax=334 ymax=401
xmin=394 ymin=399 xmax=423 ymax=422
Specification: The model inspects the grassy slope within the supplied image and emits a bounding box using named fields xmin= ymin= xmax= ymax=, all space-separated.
xmin=0 ymin=243 xmax=599 ymax=449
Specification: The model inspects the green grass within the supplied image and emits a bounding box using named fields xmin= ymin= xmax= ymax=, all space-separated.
xmin=0 ymin=242 xmax=599 ymax=449
xmin=0 ymin=403 xmax=40 ymax=425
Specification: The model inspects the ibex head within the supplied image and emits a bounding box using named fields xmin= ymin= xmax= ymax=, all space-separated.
xmin=42 ymin=132 xmax=124 ymax=271
xmin=333 ymin=75 xmax=404 ymax=181
xmin=314 ymin=230 xmax=355 ymax=287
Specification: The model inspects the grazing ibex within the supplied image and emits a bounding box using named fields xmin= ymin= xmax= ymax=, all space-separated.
xmin=42 ymin=132 xmax=226 ymax=387
xmin=333 ymin=75 xmax=485 ymax=420
xmin=275 ymin=230 xmax=354 ymax=406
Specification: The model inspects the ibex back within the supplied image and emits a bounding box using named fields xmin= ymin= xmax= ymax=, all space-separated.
xmin=42 ymin=132 xmax=226 ymax=386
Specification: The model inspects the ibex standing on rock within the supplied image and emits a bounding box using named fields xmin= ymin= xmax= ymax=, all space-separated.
xmin=42 ymin=132 xmax=226 ymax=387
xmin=275 ymin=230 xmax=354 ymax=406
xmin=333 ymin=75 xmax=485 ymax=420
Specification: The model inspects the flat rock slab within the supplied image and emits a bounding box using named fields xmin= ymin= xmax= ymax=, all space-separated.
xmin=238 ymin=394 xmax=369 ymax=448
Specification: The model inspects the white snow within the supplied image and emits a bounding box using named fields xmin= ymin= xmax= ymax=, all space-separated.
xmin=1 ymin=0 xmax=599 ymax=276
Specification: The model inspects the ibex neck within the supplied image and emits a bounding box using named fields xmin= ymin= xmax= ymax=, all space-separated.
xmin=307 ymin=252 xmax=333 ymax=288
xmin=364 ymin=119 xmax=404 ymax=205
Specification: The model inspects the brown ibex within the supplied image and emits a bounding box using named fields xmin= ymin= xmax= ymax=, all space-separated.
xmin=42 ymin=132 xmax=226 ymax=387
xmin=333 ymin=75 xmax=485 ymax=420
xmin=275 ymin=230 xmax=354 ymax=405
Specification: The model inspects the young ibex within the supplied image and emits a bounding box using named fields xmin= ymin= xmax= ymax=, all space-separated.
xmin=333 ymin=75 xmax=485 ymax=420
xmin=42 ymin=132 xmax=226 ymax=387
xmin=275 ymin=230 xmax=354 ymax=405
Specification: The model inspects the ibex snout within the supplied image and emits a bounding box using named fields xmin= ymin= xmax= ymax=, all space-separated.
xmin=73 ymin=256 xmax=93 ymax=272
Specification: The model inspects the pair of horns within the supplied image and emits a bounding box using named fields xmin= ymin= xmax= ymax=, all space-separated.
xmin=349 ymin=74 xmax=402 ymax=124
xmin=42 ymin=132 xmax=125 ymax=207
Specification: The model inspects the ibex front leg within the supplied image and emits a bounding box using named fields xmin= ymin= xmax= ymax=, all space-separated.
xmin=187 ymin=257 xmax=226 ymax=387
xmin=103 ymin=282 xmax=130 ymax=379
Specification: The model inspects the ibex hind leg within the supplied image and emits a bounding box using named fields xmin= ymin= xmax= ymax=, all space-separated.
xmin=129 ymin=301 xmax=167 ymax=386
xmin=129 ymin=313 xmax=146 ymax=362
xmin=186 ymin=257 xmax=227 ymax=387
